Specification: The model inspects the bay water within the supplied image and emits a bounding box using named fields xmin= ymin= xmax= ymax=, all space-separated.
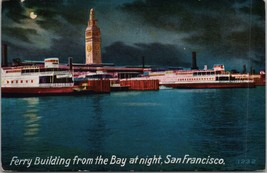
xmin=1 ymin=87 xmax=265 ymax=171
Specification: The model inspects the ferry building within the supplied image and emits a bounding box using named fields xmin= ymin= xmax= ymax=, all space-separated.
xmin=85 ymin=8 xmax=102 ymax=64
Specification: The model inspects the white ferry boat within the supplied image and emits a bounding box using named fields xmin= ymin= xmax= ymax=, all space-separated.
xmin=146 ymin=65 xmax=255 ymax=89
xmin=1 ymin=58 xmax=74 ymax=97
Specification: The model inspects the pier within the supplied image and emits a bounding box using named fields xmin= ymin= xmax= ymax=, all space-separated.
xmin=120 ymin=79 xmax=159 ymax=91
xmin=74 ymin=79 xmax=159 ymax=94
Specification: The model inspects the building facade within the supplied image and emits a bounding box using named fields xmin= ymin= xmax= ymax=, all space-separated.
xmin=85 ymin=8 xmax=102 ymax=64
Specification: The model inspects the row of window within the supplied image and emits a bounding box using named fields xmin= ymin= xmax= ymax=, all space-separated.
xmin=21 ymin=68 xmax=67 ymax=73
xmin=216 ymin=77 xmax=235 ymax=81
xmin=6 ymin=70 xmax=21 ymax=73
xmin=6 ymin=80 xmax=34 ymax=84
xmin=193 ymin=71 xmax=222 ymax=76
xmin=177 ymin=78 xmax=214 ymax=81
xmin=39 ymin=76 xmax=73 ymax=83
xmin=44 ymin=59 xmax=59 ymax=63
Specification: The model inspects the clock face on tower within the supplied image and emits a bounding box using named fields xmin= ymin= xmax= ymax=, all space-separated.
xmin=95 ymin=45 xmax=100 ymax=51
xmin=86 ymin=44 xmax=92 ymax=52
xmin=86 ymin=31 xmax=92 ymax=37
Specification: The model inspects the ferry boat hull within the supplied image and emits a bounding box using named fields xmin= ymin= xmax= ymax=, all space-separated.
xmin=2 ymin=87 xmax=74 ymax=97
xmin=162 ymin=82 xmax=255 ymax=89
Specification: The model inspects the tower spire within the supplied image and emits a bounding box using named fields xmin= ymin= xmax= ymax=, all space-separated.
xmin=89 ymin=8 xmax=95 ymax=26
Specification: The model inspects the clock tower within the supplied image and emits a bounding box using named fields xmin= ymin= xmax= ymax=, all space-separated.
xmin=85 ymin=8 xmax=102 ymax=64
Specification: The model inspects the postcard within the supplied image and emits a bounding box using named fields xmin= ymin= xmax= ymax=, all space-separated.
xmin=1 ymin=0 xmax=265 ymax=171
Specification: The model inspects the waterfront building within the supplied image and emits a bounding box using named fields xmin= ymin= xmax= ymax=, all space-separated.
xmin=85 ymin=8 xmax=102 ymax=64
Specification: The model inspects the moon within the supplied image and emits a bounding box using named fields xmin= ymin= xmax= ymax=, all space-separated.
xmin=30 ymin=12 xmax=37 ymax=19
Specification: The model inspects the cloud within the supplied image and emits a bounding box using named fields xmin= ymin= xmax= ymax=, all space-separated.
xmin=121 ymin=0 xmax=234 ymax=32
xmin=1 ymin=0 xmax=265 ymax=71
xmin=102 ymin=41 xmax=190 ymax=67
xmin=120 ymin=0 xmax=265 ymax=70
xmin=2 ymin=0 xmax=27 ymax=23
xmin=1 ymin=0 xmax=91 ymax=51
xmin=2 ymin=26 xmax=38 ymax=43
xmin=239 ymin=0 xmax=265 ymax=20
xmin=121 ymin=0 xmax=264 ymax=31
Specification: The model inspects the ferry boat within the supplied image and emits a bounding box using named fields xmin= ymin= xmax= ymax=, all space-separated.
xmin=146 ymin=65 xmax=255 ymax=89
xmin=1 ymin=58 xmax=74 ymax=97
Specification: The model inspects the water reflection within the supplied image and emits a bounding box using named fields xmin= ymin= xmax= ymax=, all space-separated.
xmin=111 ymin=91 xmax=141 ymax=97
xmin=86 ymin=95 xmax=108 ymax=156
xmin=22 ymin=97 xmax=41 ymax=142
xmin=1 ymin=88 xmax=265 ymax=171
xmin=189 ymin=90 xmax=246 ymax=157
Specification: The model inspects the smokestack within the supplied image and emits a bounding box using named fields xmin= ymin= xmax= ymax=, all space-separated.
xmin=191 ymin=51 xmax=198 ymax=70
xmin=68 ymin=57 xmax=73 ymax=71
xmin=250 ymin=66 xmax=255 ymax=75
xmin=142 ymin=56 xmax=145 ymax=68
xmin=2 ymin=44 xmax=8 ymax=67
xmin=242 ymin=64 xmax=247 ymax=74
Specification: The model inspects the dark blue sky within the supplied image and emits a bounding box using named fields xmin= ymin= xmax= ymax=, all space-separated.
xmin=2 ymin=0 xmax=265 ymax=71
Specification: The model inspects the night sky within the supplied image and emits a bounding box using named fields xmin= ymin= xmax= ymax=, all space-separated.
xmin=2 ymin=0 xmax=265 ymax=72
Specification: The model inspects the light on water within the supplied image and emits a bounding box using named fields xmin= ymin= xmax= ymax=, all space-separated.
xmin=1 ymin=88 xmax=265 ymax=171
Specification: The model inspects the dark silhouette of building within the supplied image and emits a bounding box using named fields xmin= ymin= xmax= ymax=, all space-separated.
xmin=191 ymin=51 xmax=198 ymax=70
xmin=2 ymin=44 xmax=8 ymax=67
